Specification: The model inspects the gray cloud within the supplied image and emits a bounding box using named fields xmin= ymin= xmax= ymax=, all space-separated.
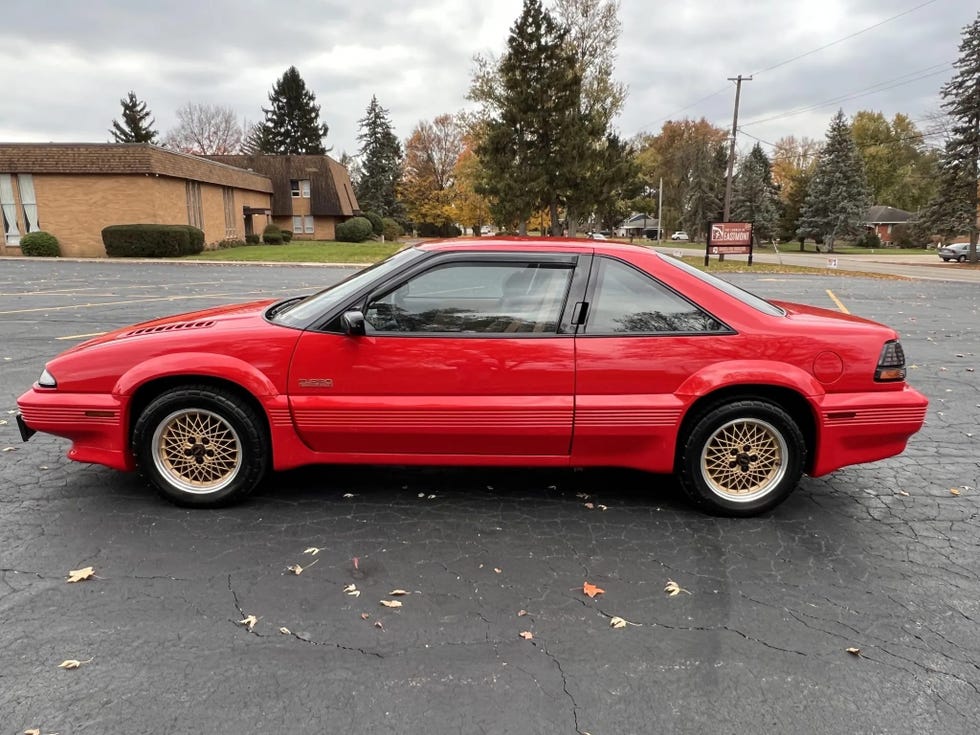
xmin=0 ymin=0 xmax=973 ymax=159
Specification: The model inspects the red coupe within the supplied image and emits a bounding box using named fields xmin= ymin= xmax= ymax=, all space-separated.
xmin=17 ymin=239 xmax=928 ymax=515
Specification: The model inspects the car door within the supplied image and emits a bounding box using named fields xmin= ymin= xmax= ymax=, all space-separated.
xmin=288 ymin=253 xmax=582 ymax=457
xmin=571 ymin=255 xmax=735 ymax=472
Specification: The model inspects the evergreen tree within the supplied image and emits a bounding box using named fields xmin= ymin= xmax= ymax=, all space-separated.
xmin=732 ymin=143 xmax=779 ymax=243
xmin=923 ymin=13 xmax=980 ymax=261
xmin=355 ymin=96 xmax=402 ymax=218
xmin=110 ymin=91 xmax=158 ymax=144
xmin=256 ymin=67 xmax=329 ymax=154
xmin=683 ymin=142 xmax=727 ymax=239
xmin=474 ymin=0 xmax=583 ymax=234
xmin=797 ymin=110 xmax=872 ymax=252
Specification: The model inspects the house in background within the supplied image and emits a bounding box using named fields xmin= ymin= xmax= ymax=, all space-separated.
xmin=615 ymin=213 xmax=660 ymax=239
xmin=0 ymin=143 xmax=274 ymax=257
xmin=864 ymin=205 xmax=913 ymax=244
xmin=206 ymin=154 xmax=359 ymax=241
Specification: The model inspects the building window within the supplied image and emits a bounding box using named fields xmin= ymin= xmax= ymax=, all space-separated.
xmin=222 ymin=187 xmax=236 ymax=237
xmin=18 ymin=174 xmax=39 ymax=233
xmin=0 ymin=174 xmax=20 ymax=245
xmin=293 ymin=215 xmax=314 ymax=234
xmin=290 ymin=179 xmax=310 ymax=198
xmin=185 ymin=181 xmax=203 ymax=229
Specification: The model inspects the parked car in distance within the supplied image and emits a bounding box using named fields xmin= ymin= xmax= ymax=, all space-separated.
xmin=587 ymin=232 xmax=608 ymax=240
xmin=671 ymin=231 xmax=690 ymax=241
xmin=17 ymin=238 xmax=927 ymax=517
xmin=938 ymin=242 xmax=972 ymax=262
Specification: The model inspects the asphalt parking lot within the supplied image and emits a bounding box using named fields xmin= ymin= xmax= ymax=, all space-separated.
xmin=1 ymin=259 xmax=978 ymax=734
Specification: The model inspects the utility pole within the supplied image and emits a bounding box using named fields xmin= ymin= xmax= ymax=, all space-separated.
xmin=657 ymin=177 xmax=663 ymax=246
xmin=722 ymin=75 xmax=752 ymax=222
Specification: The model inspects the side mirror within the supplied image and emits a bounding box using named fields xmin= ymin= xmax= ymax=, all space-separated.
xmin=341 ymin=310 xmax=366 ymax=336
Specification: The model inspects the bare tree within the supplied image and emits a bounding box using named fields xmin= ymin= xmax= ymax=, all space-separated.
xmin=163 ymin=103 xmax=243 ymax=155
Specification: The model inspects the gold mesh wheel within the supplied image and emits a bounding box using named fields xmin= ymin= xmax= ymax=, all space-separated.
xmin=151 ymin=409 xmax=243 ymax=495
xmin=699 ymin=417 xmax=788 ymax=502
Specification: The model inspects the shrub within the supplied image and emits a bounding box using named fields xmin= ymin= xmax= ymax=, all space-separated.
xmin=262 ymin=223 xmax=283 ymax=244
xmin=855 ymin=231 xmax=882 ymax=249
xmin=245 ymin=234 xmax=260 ymax=245
xmin=362 ymin=211 xmax=384 ymax=236
xmin=281 ymin=228 xmax=293 ymax=243
xmin=335 ymin=216 xmax=374 ymax=243
xmin=382 ymin=217 xmax=403 ymax=242
xmin=20 ymin=231 xmax=60 ymax=257
xmin=215 ymin=238 xmax=247 ymax=249
xmin=417 ymin=222 xmax=462 ymax=238
xmin=103 ymin=224 xmax=193 ymax=258
xmin=179 ymin=225 xmax=205 ymax=255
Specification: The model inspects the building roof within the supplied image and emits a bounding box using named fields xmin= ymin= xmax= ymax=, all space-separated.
xmin=0 ymin=143 xmax=274 ymax=193
xmin=865 ymin=205 xmax=912 ymax=224
xmin=207 ymin=154 xmax=359 ymax=217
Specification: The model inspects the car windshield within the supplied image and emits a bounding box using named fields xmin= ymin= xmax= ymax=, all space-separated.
xmin=658 ymin=253 xmax=785 ymax=316
xmin=271 ymin=247 xmax=425 ymax=327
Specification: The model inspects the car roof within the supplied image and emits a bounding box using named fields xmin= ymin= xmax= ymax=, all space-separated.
xmin=415 ymin=236 xmax=653 ymax=258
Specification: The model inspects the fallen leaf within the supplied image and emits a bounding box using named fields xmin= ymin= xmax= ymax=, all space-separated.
xmin=303 ymin=547 xmax=321 ymax=555
xmin=0 ymin=420 xmax=7 ymax=425
xmin=286 ymin=559 xmax=318 ymax=575
xmin=584 ymin=502 xmax=595 ymax=509
xmin=583 ymin=581 xmax=605 ymax=598
xmin=576 ymin=493 xmax=590 ymax=499
xmin=493 ymin=568 xmax=502 ymax=574
xmin=374 ymin=621 xmax=385 ymax=631
xmin=519 ymin=631 xmax=533 ymax=640
xmin=58 ymin=657 xmax=93 ymax=669
xmin=380 ymin=599 xmax=403 ymax=608
xmin=237 ymin=614 xmax=258 ymax=632
xmin=846 ymin=647 xmax=862 ymax=656
xmin=418 ymin=493 xmax=425 ymax=498
xmin=427 ymin=494 xmax=436 ymax=499
xmin=610 ymin=617 xmax=628 ymax=629
xmin=3 ymin=446 xmax=17 ymax=452
xmin=360 ymin=613 xmax=370 ymax=620
xmin=950 ymin=488 xmax=961 ymax=496
xmin=344 ymin=583 xmax=357 ymax=593
xmin=389 ymin=589 xmax=409 ymax=596
xmin=664 ymin=579 xmax=691 ymax=597
xmin=517 ymin=609 xmax=528 ymax=617
xmin=898 ymin=490 xmax=910 ymax=497
xmin=66 ymin=566 xmax=95 ymax=583
xmin=24 ymin=729 xmax=41 ymax=735
xmin=279 ymin=627 xmax=291 ymax=635
xmin=342 ymin=493 xmax=355 ymax=498
xmin=597 ymin=504 xmax=608 ymax=511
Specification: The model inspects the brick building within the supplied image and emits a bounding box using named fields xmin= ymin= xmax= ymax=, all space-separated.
xmin=0 ymin=144 xmax=360 ymax=257
xmin=206 ymin=154 xmax=360 ymax=241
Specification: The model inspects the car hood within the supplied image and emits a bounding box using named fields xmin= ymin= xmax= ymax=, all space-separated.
xmin=63 ymin=299 xmax=278 ymax=354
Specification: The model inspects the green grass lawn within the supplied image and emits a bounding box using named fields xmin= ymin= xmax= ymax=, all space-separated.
xmin=186 ymin=240 xmax=404 ymax=264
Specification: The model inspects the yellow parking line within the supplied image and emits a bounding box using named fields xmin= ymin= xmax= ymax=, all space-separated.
xmin=0 ymin=293 xmax=241 ymax=316
xmin=826 ymin=289 xmax=850 ymax=314
xmin=57 ymin=331 xmax=108 ymax=341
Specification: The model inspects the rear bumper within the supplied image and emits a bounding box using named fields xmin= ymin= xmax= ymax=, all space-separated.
xmin=16 ymin=389 xmax=134 ymax=471
xmin=811 ymin=386 xmax=929 ymax=476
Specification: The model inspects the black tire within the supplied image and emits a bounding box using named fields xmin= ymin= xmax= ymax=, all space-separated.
xmin=958 ymin=254 xmax=966 ymax=262
xmin=132 ymin=386 xmax=269 ymax=507
xmin=677 ymin=400 xmax=805 ymax=517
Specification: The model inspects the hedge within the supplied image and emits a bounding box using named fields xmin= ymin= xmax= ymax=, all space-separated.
xmin=20 ymin=231 xmax=61 ymax=257
xmin=263 ymin=223 xmax=283 ymax=244
xmin=382 ymin=217 xmax=402 ymax=242
xmin=102 ymin=224 xmax=204 ymax=258
xmin=362 ymin=211 xmax=384 ymax=236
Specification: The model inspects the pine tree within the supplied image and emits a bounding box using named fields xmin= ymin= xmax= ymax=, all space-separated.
xmin=797 ymin=110 xmax=872 ymax=252
xmin=474 ymin=0 xmax=583 ymax=234
xmin=733 ymin=143 xmax=779 ymax=243
xmin=355 ymin=96 xmax=402 ymax=217
xmin=110 ymin=91 xmax=158 ymax=143
xmin=256 ymin=67 xmax=329 ymax=155
xmin=923 ymin=13 xmax=980 ymax=261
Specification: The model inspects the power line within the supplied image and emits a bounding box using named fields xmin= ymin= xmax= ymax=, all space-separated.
xmin=749 ymin=0 xmax=942 ymax=77
xmin=630 ymin=0 xmax=942 ymax=137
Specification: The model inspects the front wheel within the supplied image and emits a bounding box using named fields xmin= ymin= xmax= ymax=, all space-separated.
xmin=133 ymin=386 xmax=269 ymax=507
xmin=678 ymin=400 xmax=805 ymax=516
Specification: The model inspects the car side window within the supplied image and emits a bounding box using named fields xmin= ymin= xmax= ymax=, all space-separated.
xmin=364 ymin=262 xmax=573 ymax=334
xmin=585 ymin=257 xmax=726 ymax=334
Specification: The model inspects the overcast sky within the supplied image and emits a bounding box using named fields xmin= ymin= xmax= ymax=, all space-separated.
xmin=0 ymin=0 xmax=974 ymax=160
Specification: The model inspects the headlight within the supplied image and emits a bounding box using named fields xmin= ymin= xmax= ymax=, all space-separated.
xmin=37 ymin=368 xmax=57 ymax=388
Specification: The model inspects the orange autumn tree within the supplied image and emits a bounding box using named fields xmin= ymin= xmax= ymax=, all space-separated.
xmin=400 ymin=113 xmax=466 ymax=230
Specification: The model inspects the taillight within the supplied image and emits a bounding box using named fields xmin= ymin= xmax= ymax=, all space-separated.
xmin=875 ymin=340 xmax=906 ymax=382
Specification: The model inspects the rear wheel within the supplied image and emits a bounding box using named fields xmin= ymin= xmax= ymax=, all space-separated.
xmin=958 ymin=254 xmax=966 ymax=262
xmin=678 ymin=400 xmax=805 ymax=516
xmin=133 ymin=386 xmax=269 ymax=507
